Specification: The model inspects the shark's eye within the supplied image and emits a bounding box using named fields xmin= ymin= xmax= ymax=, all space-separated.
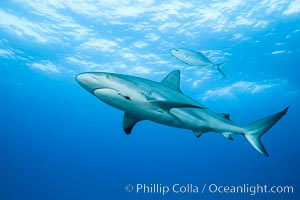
xmin=106 ymin=74 xmax=110 ymax=79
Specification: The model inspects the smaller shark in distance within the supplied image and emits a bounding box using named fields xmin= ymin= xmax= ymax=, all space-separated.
xmin=76 ymin=70 xmax=288 ymax=156
xmin=170 ymin=48 xmax=226 ymax=77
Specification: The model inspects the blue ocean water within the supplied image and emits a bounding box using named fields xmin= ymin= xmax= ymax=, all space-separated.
xmin=0 ymin=1 xmax=299 ymax=199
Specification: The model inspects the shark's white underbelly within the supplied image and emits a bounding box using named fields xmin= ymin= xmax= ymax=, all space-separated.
xmin=94 ymin=86 xmax=244 ymax=134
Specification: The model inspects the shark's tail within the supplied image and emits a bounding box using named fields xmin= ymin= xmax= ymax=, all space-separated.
xmin=215 ymin=62 xmax=226 ymax=77
xmin=243 ymin=107 xmax=289 ymax=157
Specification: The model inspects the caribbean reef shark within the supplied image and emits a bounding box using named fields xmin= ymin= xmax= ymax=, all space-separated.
xmin=76 ymin=70 xmax=288 ymax=156
xmin=170 ymin=48 xmax=226 ymax=77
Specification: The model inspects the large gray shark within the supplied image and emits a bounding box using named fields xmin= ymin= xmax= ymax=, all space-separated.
xmin=170 ymin=48 xmax=226 ymax=77
xmin=76 ymin=70 xmax=288 ymax=156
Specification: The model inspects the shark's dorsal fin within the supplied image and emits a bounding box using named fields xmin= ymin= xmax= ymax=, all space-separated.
xmin=123 ymin=112 xmax=142 ymax=134
xmin=160 ymin=70 xmax=182 ymax=92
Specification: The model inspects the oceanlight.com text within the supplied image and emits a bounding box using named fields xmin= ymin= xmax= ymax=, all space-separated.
xmin=125 ymin=183 xmax=294 ymax=196
xmin=206 ymin=183 xmax=294 ymax=195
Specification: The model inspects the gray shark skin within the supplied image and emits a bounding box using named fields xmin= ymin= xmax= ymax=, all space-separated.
xmin=170 ymin=48 xmax=226 ymax=77
xmin=76 ymin=70 xmax=288 ymax=156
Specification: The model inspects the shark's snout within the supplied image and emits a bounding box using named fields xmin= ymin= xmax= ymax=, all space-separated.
xmin=76 ymin=73 xmax=99 ymax=85
xmin=76 ymin=73 xmax=90 ymax=84
xmin=75 ymin=73 xmax=98 ymax=93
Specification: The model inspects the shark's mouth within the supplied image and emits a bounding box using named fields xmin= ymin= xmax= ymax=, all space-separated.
xmin=93 ymin=88 xmax=131 ymax=101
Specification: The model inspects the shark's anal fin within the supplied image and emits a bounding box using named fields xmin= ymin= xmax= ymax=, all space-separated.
xmin=160 ymin=70 xmax=182 ymax=92
xmin=150 ymin=100 xmax=204 ymax=111
xmin=223 ymin=132 xmax=234 ymax=140
xmin=123 ymin=112 xmax=142 ymax=135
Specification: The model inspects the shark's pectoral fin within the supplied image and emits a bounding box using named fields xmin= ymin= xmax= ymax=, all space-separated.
xmin=123 ymin=112 xmax=142 ymax=135
xmin=223 ymin=132 xmax=234 ymax=140
xmin=193 ymin=131 xmax=204 ymax=138
xmin=150 ymin=100 xmax=205 ymax=111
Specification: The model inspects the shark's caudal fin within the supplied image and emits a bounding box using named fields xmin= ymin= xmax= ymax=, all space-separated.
xmin=215 ymin=62 xmax=226 ymax=77
xmin=243 ymin=107 xmax=289 ymax=157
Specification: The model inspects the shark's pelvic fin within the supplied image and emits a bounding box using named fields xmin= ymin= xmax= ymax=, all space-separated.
xmin=123 ymin=112 xmax=142 ymax=134
xmin=193 ymin=131 xmax=204 ymax=138
xmin=243 ymin=106 xmax=289 ymax=157
xmin=150 ymin=100 xmax=204 ymax=111
xmin=160 ymin=70 xmax=182 ymax=92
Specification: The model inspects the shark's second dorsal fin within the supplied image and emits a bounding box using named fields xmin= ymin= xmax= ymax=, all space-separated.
xmin=160 ymin=70 xmax=182 ymax=92
xmin=219 ymin=113 xmax=230 ymax=120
